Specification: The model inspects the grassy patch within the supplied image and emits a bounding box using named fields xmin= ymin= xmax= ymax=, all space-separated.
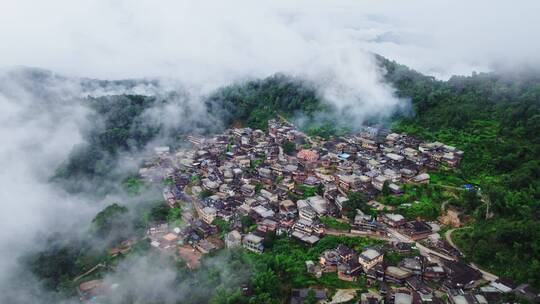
xmin=317 ymin=272 xmax=366 ymax=290
xmin=320 ymin=216 xmax=351 ymax=231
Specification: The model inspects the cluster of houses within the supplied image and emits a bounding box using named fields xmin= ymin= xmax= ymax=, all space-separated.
xmin=125 ymin=117 xmax=539 ymax=303
xmin=316 ymin=245 xmax=385 ymax=282
xmin=301 ymin=241 xmax=534 ymax=304
xmin=140 ymin=118 xmax=463 ymax=255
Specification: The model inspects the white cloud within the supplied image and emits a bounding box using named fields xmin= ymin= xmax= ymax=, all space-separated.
xmin=1 ymin=0 xmax=539 ymax=80
xmin=0 ymin=71 xmax=96 ymax=301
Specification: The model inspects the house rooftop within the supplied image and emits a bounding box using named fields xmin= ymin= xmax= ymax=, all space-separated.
xmin=361 ymin=248 xmax=382 ymax=260
xmin=244 ymin=233 xmax=263 ymax=243
xmin=226 ymin=230 xmax=242 ymax=242
xmin=413 ymin=173 xmax=430 ymax=182
xmin=336 ymin=244 xmax=354 ymax=256
xmin=394 ymin=292 xmax=413 ymax=304
xmin=162 ymin=233 xmax=178 ymax=242
xmin=386 ymin=266 xmax=412 ymax=278
xmin=385 ymin=213 xmax=405 ymax=222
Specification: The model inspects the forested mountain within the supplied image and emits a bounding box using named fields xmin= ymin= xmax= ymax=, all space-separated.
xmin=380 ymin=56 xmax=540 ymax=287
xmin=206 ymin=74 xmax=327 ymax=131
xmin=53 ymin=95 xmax=162 ymax=193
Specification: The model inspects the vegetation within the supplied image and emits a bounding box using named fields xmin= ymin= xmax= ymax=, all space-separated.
xmin=190 ymin=174 xmax=201 ymax=184
xmin=287 ymin=184 xmax=323 ymax=201
xmin=281 ymin=139 xmax=296 ymax=155
xmin=342 ymin=191 xmax=368 ymax=219
xmin=167 ymin=207 xmax=182 ymax=225
xmin=250 ymin=158 xmax=264 ymax=169
xmin=212 ymin=218 xmax=232 ymax=235
xmin=377 ymin=183 xmax=449 ymax=220
xmin=121 ymin=174 xmax=147 ymax=196
xmin=162 ymin=177 xmax=175 ymax=186
xmin=146 ymin=202 xmax=171 ymax=222
xmin=302 ymin=184 xmax=322 ymax=198
xmin=23 ymin=236 xmax=109 ymax=294
xmin=304 ymin=289 xmax=317 ymax=304
xmin=25 ymin=200 xmax=182 ymax=297
xmin=53 ymin=95 xmax=162 ymax=193
xmin=384 ymin=249 xmax=421 ymax=266
xmin=305 ymin=122 xmax=350 ymax=139
xmin=91 ymin=203 xmax=129 ymax=238
xmin=398 ymin=200 xmax=440 ymax=220
xmin=241 ymin=235 xmax=380 ymax=302
xmin=54 ymin=75 xmax=331 ymax=196
xmin=206 ymin=74 xmax=327 ymax=130
xmin=254 ymin=183 xmax=264 ymax=194
xmin=320 ymin=216 xmax=351 ymax=231
xmin=199 ymin=189 xmax=214 ymax=199
xmin=453 ymin=222 xmax=540 ymax=287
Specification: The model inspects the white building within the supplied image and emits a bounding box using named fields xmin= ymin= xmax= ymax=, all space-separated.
xmin=358 ymin=248 xmax=384 ymax=271
xmin=297 ymin=200 xmax=317 ymax=221
xmin=242 ymin=233 xmax=264 ymax=253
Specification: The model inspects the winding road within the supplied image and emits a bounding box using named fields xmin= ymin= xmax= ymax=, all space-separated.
xmin=386 ymin=228 xmax=457 ymax=261
xmin=444 ymin=228 xmax=499 ymax=281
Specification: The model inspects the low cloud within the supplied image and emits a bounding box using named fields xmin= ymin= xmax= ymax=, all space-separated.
xmin=0 ymin=70 xmax=94 ymax=302
xmin=99 ymin=249 xmax=251 ymax=304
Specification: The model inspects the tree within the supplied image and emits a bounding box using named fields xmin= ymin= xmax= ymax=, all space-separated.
xmin=213 ymin=218 xmax=232 ymax=234
xmin=304 ymin=289 xmax=317 ymax=304
xmin=53 ymin=95 xmax=162 ymax=193
xmin=162 ymin=177 xmax=174 ymax=186
xmin=282 ymin=140 xmax=296 ymax=155
xmin=240 ymin=215 xmax=255 ymax=233
xmin=91 ymin=203 xmax=129 ymax=237
xmin=200 ymin=189 xmax=214 ymax=199
xmin=210 ymin=287 xmax=244 ymax=304
xmin=382 ymin=181 xmax=391 ymax=196
xmin=461 ymin=189 xmax=482 ymax=214
xmin=167 ymin=207 xmax=182 ymax=224
xmin=343 ymin=192 xmax=367 ymax=219
xmin=380 ymin=56 xmax=540 ymax=288
xmin=255 ymin=183 xmax=264 ymax=194
xmin=121 ymin=175 xmax=146 ymax=195
xmin=148 ymin=202 xmax=170 ymax=222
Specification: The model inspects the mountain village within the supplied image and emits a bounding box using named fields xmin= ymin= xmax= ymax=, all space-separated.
xmin=81 ymin=117 xmax=535 ymax=304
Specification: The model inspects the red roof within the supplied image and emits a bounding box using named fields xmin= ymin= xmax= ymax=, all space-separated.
xmin=297 ymin=149 xmax=319 ymax=162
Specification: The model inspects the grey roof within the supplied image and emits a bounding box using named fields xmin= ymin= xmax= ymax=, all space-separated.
xmin=394 ymin=292 xmax=413 ymax=304
xmin=361 ymin=248 xmax=381 ymax=260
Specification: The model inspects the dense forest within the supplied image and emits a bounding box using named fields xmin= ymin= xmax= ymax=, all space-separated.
xmin=379 ymin=56 xmax=540 ymax=287
xmin=53 ymin=94 xmax=162 ymax=193
xmin=206 ymin=74 xmax=328 ymax=131
xmin=40 ymin=57 xmax=540 ymax=301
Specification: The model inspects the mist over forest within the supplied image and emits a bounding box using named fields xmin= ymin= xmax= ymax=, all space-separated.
xmin=1 ymin=1 xmax=540 ymax=303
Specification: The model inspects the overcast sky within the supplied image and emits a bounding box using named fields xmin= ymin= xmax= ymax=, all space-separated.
xmin=1 ymin=0 xmax=539 ymax=81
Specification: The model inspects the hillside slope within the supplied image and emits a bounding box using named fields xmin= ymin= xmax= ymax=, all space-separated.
xmin=53 ymin=59 xmax=540 ymax=287
xmin=380 ymin=56 xmax=540 ymax=287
